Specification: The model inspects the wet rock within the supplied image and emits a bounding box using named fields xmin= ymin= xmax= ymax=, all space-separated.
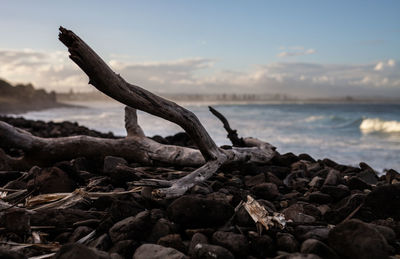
xmin=328 ymin=219 xmax=389 ymax=259
xmin=347 ymin=176 xmax=370 ymax=190
xmin=300 ymin=239 xmax=339 ymax=259
xmin=251 ymin=182 xmax=280 ymax=200
xmin=320 ymin=184 xmax=350 ymax=201
xmin=266 ymin=172 xmax=284 ymax=186
xmin=385 ymin=169 xmax=400 ymax=184
xmin=212 ymin=231 xmax=248 ymax=257
xmin=249 ymin=234 xmax=276 ymax=258
xmin=4 ymin=208 xmax=30 ymax=235
xmin=277 ymin=232 xmax=299 ymax=253
xmin=282 ymin=204 xmax=316 ymax=223
xmin=109 ymin=197 xmax=144 ymax=221
xmin=235 ymin=205 xmax=255 ymax=227
xmin=109 ymin=210 xmax=151 ymax=243
xmin=53 ymin=243 xmax=113 ymax=259
xmin=298 ymin=153 xmax=316 ymax=163
xmin=323 ymin=169 xmax=339 ymax=186
xmin=133 ymin=244 xmax=188 ymax=259
xmin=308 ymin=192 xmax=332 ymax=204
xmin=274 ymin=252 xmax=322 ymax=259
xmin=68 ymin=226 xmax=93 ymax=243
xmin=363 ymin=184 xmax=400 ymax=220
xmin=308 ymin=176 xmax=324 ymax=188
xmin=371 ymin=224 xmax=396 ymax=244
xmin=295 ymin=226 xmax=331 ymax=242
xmin=147 ymin=218 xmax=176 ymax=243
xmin=103 ymin=156 xmax=127 ymax=174
xmin=192 ymin=243 xmax=234 ymax=259
xmin=273 ymin=152 xmax=300 ymax=167
xmin=108 ymin=240 xmax=138 ymax=259
xmin=0 ymin=171 xmax=22 ymax=185
xmin=27 ymin=167 xmax=76 ymax=194
xmin=89 ymin=233 xmax=111 ymax=251
xmin=157 ymin=234 xmax=186 ymax=253
xmin=0 ymin=248 xmax=26 ymax=259
xmin=167 ymin=195 xmax=233 ymax=228
xmin=188 ymin=233 xmax=208 ymax=256
xmin=325 ymin=193 xmax=365 ymax=224
xmin=358 ymin=162 xmax=378 ymax=185
xmin=244 ymin=173 xmax=265 ymax=187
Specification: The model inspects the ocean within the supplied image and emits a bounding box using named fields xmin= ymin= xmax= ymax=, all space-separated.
xmin=9 ymin=101 xmax=400 ymax=173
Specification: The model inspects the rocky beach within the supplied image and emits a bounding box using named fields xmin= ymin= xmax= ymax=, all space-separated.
xmin=0 ymin=115 xmax=399 ymax=259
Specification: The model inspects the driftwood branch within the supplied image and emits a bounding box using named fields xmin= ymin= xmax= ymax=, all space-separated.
xmin=0 ymin=27 xmax=276 ymax=198
xmin=209 ymin=106 xmax=245 ymax=147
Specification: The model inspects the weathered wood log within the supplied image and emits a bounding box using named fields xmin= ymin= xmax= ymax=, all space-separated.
xmin=0 ymin=27 xmax=276 ymax=198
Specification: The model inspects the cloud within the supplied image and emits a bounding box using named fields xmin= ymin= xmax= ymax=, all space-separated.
xmin=277 ymin=47 xmax=316 ymax=58
xmin=0 ymin=48 xmax=399 ymax=98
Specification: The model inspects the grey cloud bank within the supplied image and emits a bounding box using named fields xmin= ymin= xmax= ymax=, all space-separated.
xmin=0 ymin=48 xmax=399 ymax=99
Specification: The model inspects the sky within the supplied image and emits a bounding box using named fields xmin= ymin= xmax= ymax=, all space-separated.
xmin=0 ymin=0 xmax=399 ymax=98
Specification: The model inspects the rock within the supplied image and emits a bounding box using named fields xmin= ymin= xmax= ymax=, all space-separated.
xmin=300 ymin=239 xmax=339 ymax=259
xmin=68 ymin=226 xmax=93 ymax=243
xmin=235 ymin=205 xmax=254 ymax=227
xmin=295 ymin=226 xmax=331 ymax=242
xmin=4 ymin=208 xmax=30 ymax=235
xmin=188 ymin=233 xmax=208 ymax=256
xmin=53 ymin=243 xmax=113 ymax=259
xmin=282 ymin=204 xmax=316 ymax=223
xmin=274 ymin=252 xmax=323 ymax=259
xmin=27 ymin=167 xmax=76 ymax=194
xmin=347 ymin=176 xmax=370 ymax=190
xmin=167 ymin=195 xmax=233 ymax=228
xmin=320 ymin=185 xmax=350 ymax=201
xmin=103 ymin=156 xmax=127 ymax=174
xmin=0 ymin=248 xmax=26 ymax=259
xmin=325 ymin=193 xmax=365 ymax=224
xmin=109 ymin=197 xmax=144 ymax=221
xmin=192 ymin=243 xmax=234 ymax=259
xmin=249 ymin=234 xmax=276 ymax=258
xmin=212 ymin=231 xmax=248 ymax=257
xmin=385 ymin=169 xmax=400 ymax=184
xmin=0 ymin=171 xmax=22 ymax=186
xmin=308 ymin=176 xmax=324 ymax=188
xmin=323 ymin=169 xmax=339 ymax=186
xmin=147 ymin=218 xmax=176 ymax=243
xmin=157 ymin=234 xmax=186 ymax=253
xmin=298 ymin=153 xmax=316 ymax=163
xmin=109 ymin=210 xmax=150 ymax=243
xmin=277 ymin=233 xmax=299 ymax=253
xmin=273 ymin=152 xmax=300 ymax=167
xmin=244 ymin=173 xmax=265 ymax=187
xmin=328 ymin=219 xmax=390 ymax=259
xmin=266 ymin=172 xmax=284 ymax=186
xmin=363 ymin=184 xmax=400 ymax=220
xmin=371 ymin=224 xmax=396 ymax=244
xmin=133 ymin=244 xmax=188 ymax=259
xmin=89 ymin=233 xmax=111 ymax=251
xmin=251 ymin=182 xmax=280 ymax=200
xmin=358 ymin=163 xmax=378 ymax=184
xmin=308 ymin=192 xmax=332 ymax=204
xmin=108 ymin=240 xmax=138 ymax=259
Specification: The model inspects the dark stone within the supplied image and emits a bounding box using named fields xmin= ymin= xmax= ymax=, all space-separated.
xmin=30 ymin=209 xmax=102 ymax=229
xmin=273 ymin=152 xmax=300 ymax=167
xmin=167 ymin=195 xmax=234 ymax=228
xmin=133 ymin=244 xmax=187 ymax=259
xmin=251 ymin=182 xmax=280 ymax=200
xmin=328 ymin=219 xmax=389 ymax=259
xmin=89 ymin=233 xmax=111 ymax=251
xmin=157 ymin=234 xmax=186 ymax=253
xmin=300 ymin=239 xmax=339 ymax=259
xmin=363 ymin=184 xmax=400 ymax=220
xmin=320 ymin=185 xmax=350 ymax=201
xmin=323 ymin=169 xmax=339 ymax=186
xmin=53 ymin=243 xmax=112 ymax=259
xmin=68 ymin=226 xmax=93 ymax=243
xmin=371 ymin=224 xmax=396 ymax=244
xmin=188 ymin=233 xmax=208 ymax=256
xmin=108 ymin=240 xmax=138 ymax=259
xmin=325 ymin=193 xmax=365 ymax=224
xmin=274 ymin=253 xmax=322 ymax=259
xmin=109 ymin=210 xmax=151 ymax=243
xmin=358 ymin=163 xmax=378 ymax=185
xmin=298 ymin=153 xmax=316 ymax=163
xmin=276 ymin=232 xmax=299 ymax=253
xmin=0 ymin=248 xmax=26 ymax=259
xmin=385 ymin=169 xmax=400 ymax=184
xmin=103 ymin=156 xmax=127 ymax=174
xmin=347 ymin=176 xmax=371 ymax=190
xmin=192 ymin=243 xmax=234 ymax=259
xmin=212 ymin=231 xmax=248 ymax=257
xmin=244 ymin=173 xmax=266 ymax=187
xmin=294 ymin=226 xmax=331 ymax=242
xmin=27 ymin=167 xmax=76 ymax=194
xmin=0 ymin=171 xmax=22 ymax=185
xmin=109 ymin=197 xmax=144 ymax=221
xmin=308 ymin=192 xmax=332 ymax=204
xmin=249 ymin=234 xmax=276 ymax=258
xmin=266 ymin=172 xmax=284 ymax=186
xmin=282 ymin=204 xmax=316 ymax=223
xmin=148 ymin=218 xmax=176 ymax=243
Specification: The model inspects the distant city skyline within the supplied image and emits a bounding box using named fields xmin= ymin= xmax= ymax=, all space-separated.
xmin=0 ymin=0 xmax=399 ymax=97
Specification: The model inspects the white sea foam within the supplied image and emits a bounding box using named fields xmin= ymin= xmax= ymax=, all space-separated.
xmin=360 ymin=118 xmax=400 ymax=133
xmin=304 ymin=115 xmax=325 ymax=122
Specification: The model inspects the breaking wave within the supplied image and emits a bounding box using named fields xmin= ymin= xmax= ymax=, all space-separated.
xmin=360 ymin=118 xmax=400 ymax=134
